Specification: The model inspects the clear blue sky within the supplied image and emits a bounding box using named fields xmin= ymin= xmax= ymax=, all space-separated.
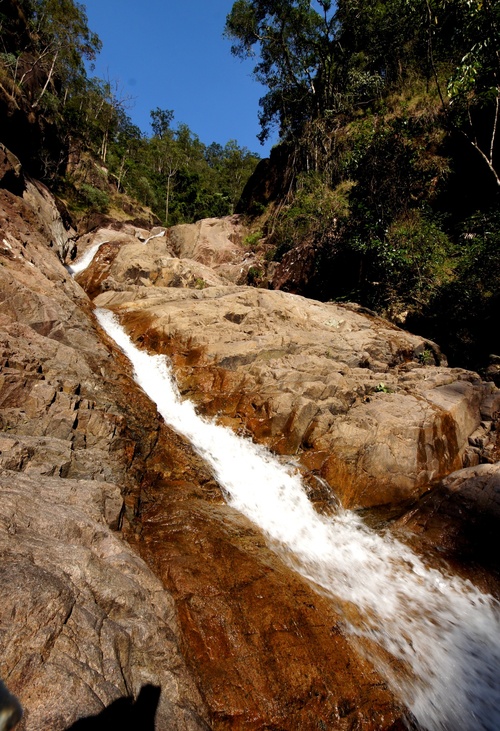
xmin=82 ymin=0 xmax=275 ymax=157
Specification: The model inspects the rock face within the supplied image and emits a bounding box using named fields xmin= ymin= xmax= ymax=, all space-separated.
xmin=95 ymin=285 xmax=500 ymax=509
xmin=0 ymin=156 xmax=414 ymax=729
xmin=2 ymin=149 xmax=500 ymax=731
xmin=0 ymin=185 xmax=209 ymax=729
xmin=395 ymin=462 xmax=500 ymax=586
xmin=0 ymin=470 xmax=207 ymax=731
xmin=74 ymin=215 xmax=268 ymax=298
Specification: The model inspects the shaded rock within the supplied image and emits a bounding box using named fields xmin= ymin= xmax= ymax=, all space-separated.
xmin=394 ymin=462 xmax=500 ymax=583
xmin=23 ymin=178 xmax=75 ymax=261
xmin=271 ymin=239 xmax=318 ymax=294
xmin=0 ymin=144 xmax=24 ymax=196
xmin=66 ymin=684 xmax=161 ymax=730
xmin=95 ymin=285 xmax=498 ymax=508
xmin=0 ymin=678 xmax=23 ymax=730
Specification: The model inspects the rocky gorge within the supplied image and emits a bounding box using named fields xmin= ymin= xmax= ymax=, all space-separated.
xmin=1 ymin=146 xmax=500 ymax=730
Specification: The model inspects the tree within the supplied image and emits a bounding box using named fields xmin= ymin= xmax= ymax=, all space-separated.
xmin=150 ymin=106 xmax=174 ymax=139
xmin=401 ymin=0 xmax=500 ymax=186
xmin=20 ymin=0 xmax=101 ymax=109
xmin=444 ymin=0 xmax=500 ymax=187
xmin=149 ymin=108 xmax=183 ymax=225
xmin=225 ymin=0 xmax=343 ymax=143
xmin=217 ymin=140 xmax=260 ymax=211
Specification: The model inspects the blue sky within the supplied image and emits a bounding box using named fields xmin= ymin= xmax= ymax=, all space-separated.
xmin=82 ymin=1 xmax=275 ymax=156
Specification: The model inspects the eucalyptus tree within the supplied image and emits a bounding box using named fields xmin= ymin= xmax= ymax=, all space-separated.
xmin=149 ymin=108 xmax=183 ymax=225
xmin=7 ymin=0 xmax=101 ymax=110
xmin=442 ymin=0 xmax=500 ymax=187
xmin=225 ymin=0 xmax=343 ymax=144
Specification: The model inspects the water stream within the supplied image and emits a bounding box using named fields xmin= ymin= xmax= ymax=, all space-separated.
xmin=95 ymin=307 xmax=500 ymax=731
xmin=67 ymin=242 xmax=107 ymax=276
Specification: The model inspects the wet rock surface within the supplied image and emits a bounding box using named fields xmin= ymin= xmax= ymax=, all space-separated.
xmin=132 ymin=487 xmax=411 ymax=730
xmin=394 ymin=462 xmax=500 ymax=591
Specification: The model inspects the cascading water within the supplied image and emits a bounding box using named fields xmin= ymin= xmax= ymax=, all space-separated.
xmin=95 ymin=307 xmax=500 ymax=731
xmin=66 ymin=242 xmax=107 ymax=276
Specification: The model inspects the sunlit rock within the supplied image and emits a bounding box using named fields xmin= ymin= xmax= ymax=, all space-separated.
xmin=95 ymin=285 xmax=499 ymax=508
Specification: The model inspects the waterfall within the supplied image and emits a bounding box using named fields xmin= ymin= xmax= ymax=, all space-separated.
xmin=143 ymin=229 xmax=166 ymax=245
xmin=66 ymin=242 xmax=107 ymax=276
xmin=95 ymin=307 xmax=500 ymax=731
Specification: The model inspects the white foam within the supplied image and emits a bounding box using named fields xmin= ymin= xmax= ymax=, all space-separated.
xmin=67 ymin=242 xmax=107 ymax=275
xmin=96 ymin=307 xmax=500 ymax=731
xmin=143 ymin=230 xmax=166 ymax=245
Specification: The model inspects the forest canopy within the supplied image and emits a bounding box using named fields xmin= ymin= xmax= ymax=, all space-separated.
xmin=226 ymin=0 xmax=500 ymax=368
xmin=0 ymin=0 xmax=260 ymax=224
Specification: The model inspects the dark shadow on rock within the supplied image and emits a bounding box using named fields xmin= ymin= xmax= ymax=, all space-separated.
xmin=393 ymin=469 xmax=500 ymax=593
xmin=65 ymin=684 xmax=161 ymax=731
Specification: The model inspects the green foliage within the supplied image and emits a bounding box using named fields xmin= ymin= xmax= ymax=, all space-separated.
xmin=271 ymin=173 xmax=352 ymax=260
xmin=414 ymin=207 xmax=500 ymax=367
xmin=367 ymin=211 xmax=454 ymax=312
xmin=78 ymin=183 xmax=109 ymax=213
xmin=225 ymin=0 xmax=341 ymax=142
xmin=418 ymin=349 xmax=434 ymax=366
xmin=243 ymin=230 xmax=263 ymax=250
xmin=247 ymin=265 xmax=262 ymax=284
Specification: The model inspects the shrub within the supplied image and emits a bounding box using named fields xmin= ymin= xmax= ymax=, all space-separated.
xmin=79 ymin=184 xmax=110 ymax=213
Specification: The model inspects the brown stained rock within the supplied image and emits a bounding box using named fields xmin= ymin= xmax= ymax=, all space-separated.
xmin=131 ymin=488 xmax=410 ymax=731
xmin=95 ymin=285 xmax=499 ymax=509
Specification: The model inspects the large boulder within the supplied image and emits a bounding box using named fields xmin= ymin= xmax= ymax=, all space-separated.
xmin=395 ymin=462 xmax=500 ymax=584
xmin=95 ymin=285 xmax=500 ymax=508
xmin=0 ymin=470 xmax=208 ymax=731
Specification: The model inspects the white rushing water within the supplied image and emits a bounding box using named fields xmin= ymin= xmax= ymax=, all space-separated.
xmin=143 ymin=229 xmax=166 ymax=245
xmin=66 ymin=242 xmax=107 ymax=275
xmin=96 ymin=307 xmax=500 ymax=731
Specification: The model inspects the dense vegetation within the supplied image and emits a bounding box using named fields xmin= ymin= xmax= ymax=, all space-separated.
xmin=226 ymin=0 xmax=500 ymax=368
xmin=1 ymin=0 xmax=499 ymax=368
xmin=0 ymin=0 xmax=260 ymax=224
